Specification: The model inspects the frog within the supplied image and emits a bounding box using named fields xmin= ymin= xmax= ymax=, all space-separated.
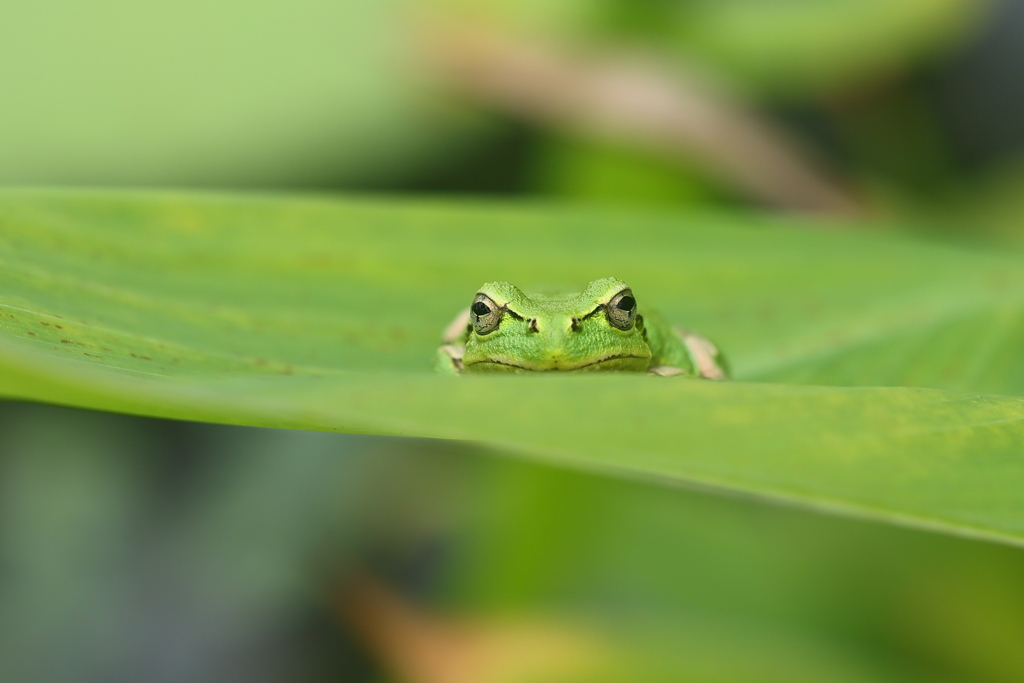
xmin=434 ymin=277 xmax=727 ymax=378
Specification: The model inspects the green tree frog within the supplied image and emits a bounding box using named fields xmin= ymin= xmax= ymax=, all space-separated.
xmin=435 ymin=277 xmax=727 ymax=378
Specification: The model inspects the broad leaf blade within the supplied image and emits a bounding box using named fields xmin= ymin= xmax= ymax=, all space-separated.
xmin=3 ymin=189 xmax=1024 ymax=545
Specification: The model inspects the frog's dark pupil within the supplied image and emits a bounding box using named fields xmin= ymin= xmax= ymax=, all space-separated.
xmin=615 ymin=296 xmax=636 ymax=311
xmin=472 ymin=301 xmax=491 ymax=316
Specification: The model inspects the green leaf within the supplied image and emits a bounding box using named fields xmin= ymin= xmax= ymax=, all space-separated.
xmin=3 ymin=189 xmax=1024 ymax=545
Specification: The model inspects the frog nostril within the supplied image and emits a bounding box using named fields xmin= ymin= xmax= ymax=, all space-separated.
xmin=570 ymin=318 xmax=580 ymax=332
xmin=528 ymin=319 xmax=540 ymax=333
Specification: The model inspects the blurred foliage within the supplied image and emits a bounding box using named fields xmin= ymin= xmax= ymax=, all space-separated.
xmin=443 ymin=448 xmax=1024 ymax=682
xmin=463 ymin=0 xmax=994 ymax=97
xmin=2 ymin=0 xmax=1020 ymax=233
xmin=0 ymin=1 xmax=491 ymax=188
xmin=6 ymin=402 xmax=1024 ymax=682
xmin=528 ymin=135 xmax=726 ymax=205
xmin=0 ymin=404 xmax=395 ymax=682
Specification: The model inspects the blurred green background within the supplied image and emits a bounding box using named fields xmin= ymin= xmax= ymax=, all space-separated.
xmin=4 ymin=0 xmax=1024 ymax=681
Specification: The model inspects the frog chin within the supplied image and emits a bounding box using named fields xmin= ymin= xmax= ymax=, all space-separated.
xmin=565 ymin=354 xmax=650 ymax=371
xmin=464 ymin=353 xmax=649 ymax=372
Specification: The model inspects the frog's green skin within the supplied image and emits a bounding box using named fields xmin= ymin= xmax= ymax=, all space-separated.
xmin=434 ymin=277 xmax=727 ymax=378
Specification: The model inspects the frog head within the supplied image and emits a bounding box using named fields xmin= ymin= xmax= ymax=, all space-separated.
xmin=461 ymin=277 xmax=652 ymax=372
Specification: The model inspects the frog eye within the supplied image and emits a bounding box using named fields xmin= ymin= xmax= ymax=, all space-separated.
xmin=606 ymin=289 xmax=637 ymax=330
xmin=471 ymin=294 xmax=503 ymax=335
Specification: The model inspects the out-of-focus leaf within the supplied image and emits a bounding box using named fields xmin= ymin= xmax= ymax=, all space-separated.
xmin=3 ymin=190 xmax=1024 ymax=545
xmin=530 ymin=136 xmax=722 ymax=205
xmin=672 ymin=0 xmax=994 ymax=96
xmin=0 ymin=1 xmax=479 ymax=186
xmin=931 ymin=157 xmax=1024 ymax=245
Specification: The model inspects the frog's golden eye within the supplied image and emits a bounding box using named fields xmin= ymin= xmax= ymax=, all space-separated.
xmin=606 ymin=289 xmax=637 ymax=330
xmin=471 ymin=294 xmax=503 ymax=335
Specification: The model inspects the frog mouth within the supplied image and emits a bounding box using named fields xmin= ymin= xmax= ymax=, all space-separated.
xmin=465 ymin=354 xmax=648 ymax=371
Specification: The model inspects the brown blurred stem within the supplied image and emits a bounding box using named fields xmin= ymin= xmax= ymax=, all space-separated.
xmin=415 ymin=21 xmax=865 ymax=214
xmin=338 ymin=573 xmax=600 ymax=683
xmin=340 ymin=574 xmax=470 ymax=683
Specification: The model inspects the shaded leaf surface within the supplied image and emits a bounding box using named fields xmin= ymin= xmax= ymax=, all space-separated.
xmin=2 ymin=189 xmax=1024 ymax=544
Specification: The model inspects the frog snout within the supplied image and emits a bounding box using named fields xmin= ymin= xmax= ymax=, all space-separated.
xmin=534 ymin=318 xmax=581 ymax=366
xmin=526 ymin=316 xmax=579 ymax=335
xmin=559 ymin=316 xmax=582 ymax=334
